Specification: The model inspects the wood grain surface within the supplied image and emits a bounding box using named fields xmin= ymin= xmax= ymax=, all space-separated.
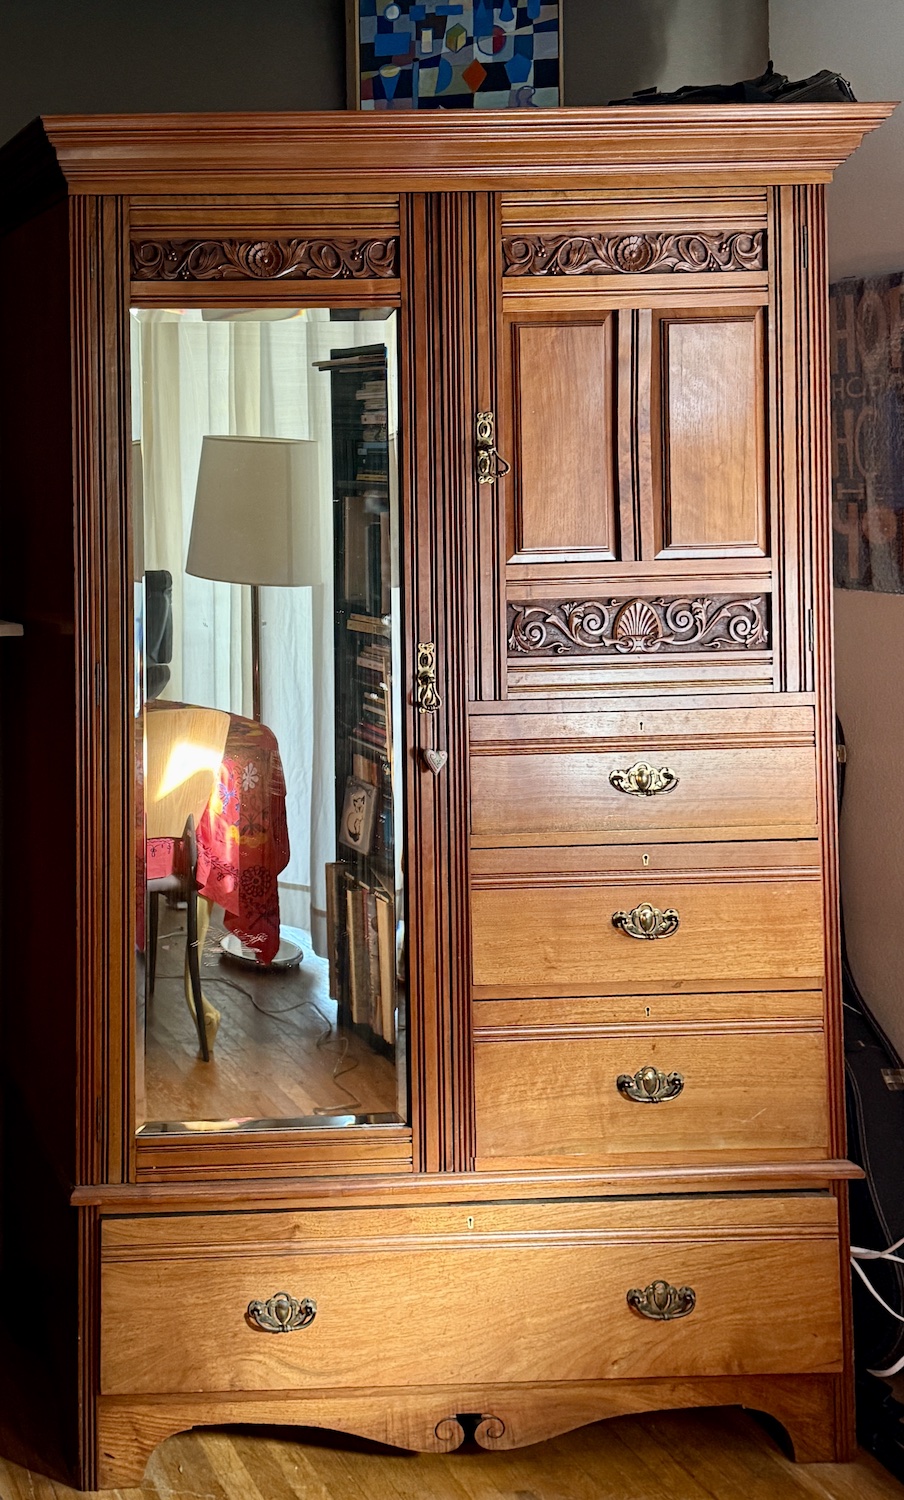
xmin=473 ymin=1024 xmax=828 ymax=1165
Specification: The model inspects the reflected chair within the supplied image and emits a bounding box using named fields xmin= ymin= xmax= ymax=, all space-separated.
xmin=145 ymin=704 xmax=231 ymax=1061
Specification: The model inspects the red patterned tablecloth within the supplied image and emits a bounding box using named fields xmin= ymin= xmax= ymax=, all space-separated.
xmin=145 ymin=705 xmax=290 ymax=964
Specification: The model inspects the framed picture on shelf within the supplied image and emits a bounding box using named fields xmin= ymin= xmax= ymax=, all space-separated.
xmin=346 ymin=2 xmax=561 ymax=111
xmin=339 ymin=776 xmax=379 ymax=856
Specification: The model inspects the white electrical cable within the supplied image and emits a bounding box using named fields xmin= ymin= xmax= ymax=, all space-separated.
xmin=851 ymin=1236 xmax=904 ymax=1376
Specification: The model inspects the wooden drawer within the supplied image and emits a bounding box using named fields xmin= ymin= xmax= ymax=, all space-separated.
xmin=101 ymin=1198 xmax=842 ymax=1395
xmin=471 ymin=862 xmax=824 ymax=997
xmin=473 ymin=1018 xmax=828 ymax=1167
xmin=470 ymin=705 xmax=817 ymax=846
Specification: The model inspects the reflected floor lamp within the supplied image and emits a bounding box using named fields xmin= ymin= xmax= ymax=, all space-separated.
xmin=186 ymin=433 xmax=321 ymax=967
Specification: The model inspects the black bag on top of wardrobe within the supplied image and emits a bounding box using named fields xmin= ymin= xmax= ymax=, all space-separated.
xmin=609 ymin=60 xmax=856 ymax=106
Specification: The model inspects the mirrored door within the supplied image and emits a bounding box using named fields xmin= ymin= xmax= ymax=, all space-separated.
xmin=131 ymin=305 xmax=407 ymax=1136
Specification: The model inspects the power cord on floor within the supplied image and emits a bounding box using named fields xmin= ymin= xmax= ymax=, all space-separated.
xmin=150 ymin=956 xmax=363 ymax=1113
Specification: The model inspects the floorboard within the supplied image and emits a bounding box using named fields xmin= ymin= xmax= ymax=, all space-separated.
xmin=141 ymin=906 xmax=399 ymax=1128
xmin=1 ymin=1409 xmax=903 ymax=1500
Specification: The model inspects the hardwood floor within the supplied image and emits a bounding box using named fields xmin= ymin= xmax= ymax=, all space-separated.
xmin=2 ymin=1409 xmax=903 ymax=1499
xmin=141 ymin=905 xmax=399 ymax=1128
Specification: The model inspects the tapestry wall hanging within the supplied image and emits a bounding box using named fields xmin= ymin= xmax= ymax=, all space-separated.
xmin=347 ymin=1 xmax=561 ymax=110
xmin=830 ymin=270 xmax=904 ymax=593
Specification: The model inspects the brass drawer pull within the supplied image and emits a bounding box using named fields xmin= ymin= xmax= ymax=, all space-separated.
xmin=612 ymin=902 xmax=679 ymax=940
xmin=246 ymin=1292 xmax=317 ymax=1334
xmin=609 ymin=762 xmax=679 ymax=797
xmin=627 ymin=1281 xmax=696 ymax=1321
xmin=617 ymin=1065 xmax=684 ymax=1103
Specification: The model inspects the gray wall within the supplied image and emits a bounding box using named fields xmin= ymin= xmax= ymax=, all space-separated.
xmin=0 ymin=0 xmax=767 ymax=143
xmin=0 ymin=0 xmax=347 ymax=141
xmin=771 ymin=1 xmax=904 ymax=1054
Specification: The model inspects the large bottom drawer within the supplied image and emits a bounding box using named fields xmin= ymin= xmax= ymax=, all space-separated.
xmin=101 ymin=1198 xmax=842 ymax=1395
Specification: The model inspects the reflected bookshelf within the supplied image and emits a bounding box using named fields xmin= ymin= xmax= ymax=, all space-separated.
xmin=317 ymin=345 xmax=397 ymax=1057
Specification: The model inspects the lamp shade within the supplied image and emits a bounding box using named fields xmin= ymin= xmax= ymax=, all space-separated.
xmin=186 ymin=435 xmax=321 ymax=588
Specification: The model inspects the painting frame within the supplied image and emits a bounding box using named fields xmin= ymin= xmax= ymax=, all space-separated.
xmin=339 ymin=775 xmax=379 ymax=856
xmin=346 ymin=1 xmax=562 ymax=112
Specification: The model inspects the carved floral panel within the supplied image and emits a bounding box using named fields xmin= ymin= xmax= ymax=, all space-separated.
xmin=130 ymin=237 xmax=399 ymax=281
xmin=507 ymin=595 xmax=769 ymax=655
xmin=502 ymin=230 xmax=765 ymax=277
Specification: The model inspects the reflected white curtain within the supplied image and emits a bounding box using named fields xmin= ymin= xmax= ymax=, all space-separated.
xmin=132 ymin=308 xmax=394 ymax=955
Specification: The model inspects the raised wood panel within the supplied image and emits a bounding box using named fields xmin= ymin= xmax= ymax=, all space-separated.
xmin=500 ymin=187 xmax=769 ymax=235
xmin=468 ymin=703 xmax=815 ymax=742
xmin=100 ymin=1198 xmax=841 ymax=1396
xmin=652 ymin=307 xmax=767 ymax=559
xmin=101 ymin=1195 xmax=838 ymax=1250
xmin=128 ymin=195 xmax=401 ymax=235
xmin=473 ymin=1027 xmax=828 ymax=1165
xmin=471 ymin=839 xmax=820 ymax=877
xmin=471 ymin=875 xmax=824 ymax=996
xmin=470 ymin=743 xmax=817 ymax=846
xmin=473 ymin=991 xmax=826 ymax=1027
xmin=511 ymin=318 xmax=618 ymax=560
xmin=506 ymin=651 xmax=775 ymax=698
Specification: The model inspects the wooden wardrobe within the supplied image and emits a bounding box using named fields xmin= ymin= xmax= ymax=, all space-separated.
xmin=0 ymin=105 xmax=891 ymax=1491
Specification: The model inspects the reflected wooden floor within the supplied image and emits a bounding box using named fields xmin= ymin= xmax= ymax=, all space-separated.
xmin=141 ymin=906 xmax=399 ymax=1127
xmin=2 ymin=1409 xmax=903 ymax=1499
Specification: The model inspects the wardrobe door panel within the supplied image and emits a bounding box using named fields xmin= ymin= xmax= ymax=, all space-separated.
xmin=509 ymin=316 xmax=619 ymax=563
xmin=652 ymin=307 xmax=767 ymax=559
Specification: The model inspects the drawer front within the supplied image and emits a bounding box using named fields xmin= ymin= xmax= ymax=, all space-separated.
xmin=473 ymin=1027 xmax=829 ymax=1166
xmin=471 ymin=744 xmax=818 ymax=846
xmin=471 ymin=876 xmax=824 ymax=996
xmin=469 ymin=704 xmax=817 ymax=846
xmin=101 ymin=1200 xmax=842 ymax=1395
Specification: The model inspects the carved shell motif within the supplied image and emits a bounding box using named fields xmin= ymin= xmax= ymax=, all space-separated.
xmin=613 ymin=599 xmax=662 ymax=652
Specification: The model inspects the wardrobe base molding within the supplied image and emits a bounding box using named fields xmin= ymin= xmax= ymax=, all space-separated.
xmin=95 ymin=1373 xmax=851 ymax=1488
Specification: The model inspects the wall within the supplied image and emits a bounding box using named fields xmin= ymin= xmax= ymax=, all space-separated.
xmin=0 ymin=0 xmax=767 ymax=142
xmin=771 ymin=0 xmax=904 ymax=1052
xmin=564 ymin=0 xmax=767 ymax=106
xmin=0 ymin=0 xmax=347 ymax=141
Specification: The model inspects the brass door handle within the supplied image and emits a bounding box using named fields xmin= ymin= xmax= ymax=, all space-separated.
xmin=415 ymin=641 xmax=442 ymax=713
xmin=612 ymin=902 xmax=679 ymax=940
xmin=627 ymin=1281 xmax=696 ymax=1321
xmin=617 ymin=1066 xmax=684 ymax=1103
xmin=609 ymin=762 xmax=679 ymax=797
xmin=246 ymin=1292 xmax=317 ymax=1333
xmin=476 ymin=410 xmax=511 ymax=485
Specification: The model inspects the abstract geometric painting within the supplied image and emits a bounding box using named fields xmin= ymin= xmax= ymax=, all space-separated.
xmin=348 ymin=1 xmax=560 ymax=110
